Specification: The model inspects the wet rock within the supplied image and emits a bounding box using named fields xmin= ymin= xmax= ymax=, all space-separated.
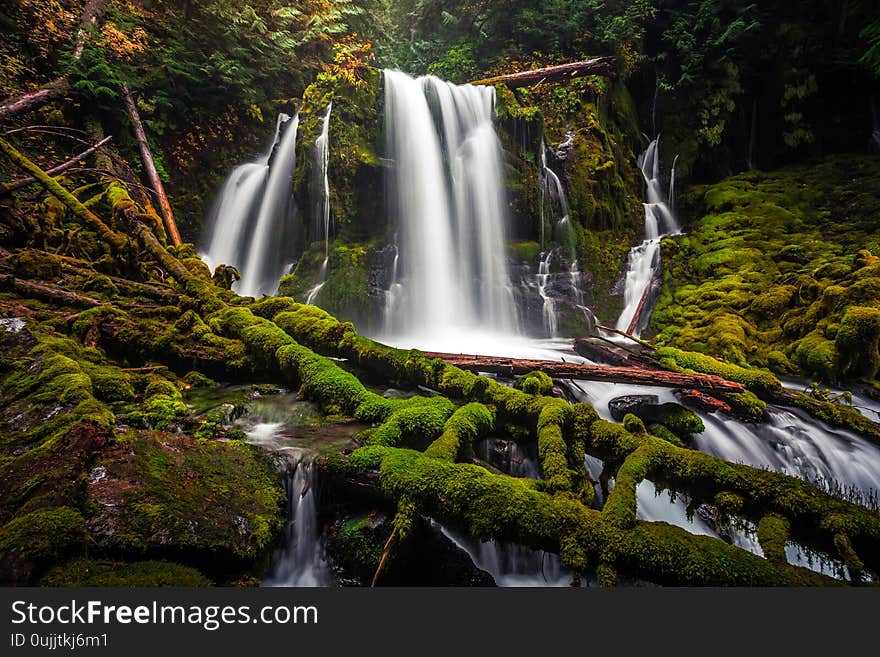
xmin=608 ymin=395 xmax=659 ymax=421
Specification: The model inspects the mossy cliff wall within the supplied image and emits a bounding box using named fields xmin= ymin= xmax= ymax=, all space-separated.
xmin=496 ymin=76 xmax=644 ymax=326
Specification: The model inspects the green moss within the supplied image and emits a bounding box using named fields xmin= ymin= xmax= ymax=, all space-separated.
xmin=0 ymin=507 xmax=86 ymax=565
xmin=95 ymin=432 xmax=284 ymax=561
xmin=516 ymin=370 xmax=554 ymax=396
xmin=638 ymin=403 xmax=704 ymax=438
xmin=648 ymin=424 xmax=686 ymax=448
xmin=424 ymin=403 xmax=494 ymax=462
xmin=41 ymin=559 xmax=212 ymax=587
xmin=656 ymin=346 xmax=780 ymax=394
xmin=331 ymin=515 xmax=384 ymax=581
xmin=757 ymin=514 xmax=790 ymax=566
xmin=183 ymin=371 xmax=217 ymax=388
xmin=509 ymin=241 xmax=541 ymax=262
xmin=652 ymin=155 xmax=880 ymax=386
xmin=793 ymin=332 xmax=839 ymax=381
xmin=622 ymin=414 xmax=647 ymax=435
xmin=721 ymin=391 xmax=767 ymax=420
xmin=835 ymin=306 xmax=880 ymax=379
xmin=143 ymin=377 xmax=187 ymax=430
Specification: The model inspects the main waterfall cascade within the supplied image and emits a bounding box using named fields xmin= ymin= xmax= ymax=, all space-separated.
xmin=614 ymin=136 xmax=680 ymax=337
xmin=381 ymin=70 xmax=518 ymax=343
xmin=200 ymin=113 xmax=301 ymax=298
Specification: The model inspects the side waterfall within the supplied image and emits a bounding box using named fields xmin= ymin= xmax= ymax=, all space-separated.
xmin=263 ymin=458 xmax=331 ymax=587
xmin=305 ymin=102 xmax=333 ymax=306
xmin=382 ymin=70 xmax=517 ymax=341
xmin=615 ymin=136 xmax=679 ymax=336
xmin=200 ymin=113 xmax=300 ymax=298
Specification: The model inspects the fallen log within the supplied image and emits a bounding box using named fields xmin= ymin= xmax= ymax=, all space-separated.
xmin=573 ymin=337 xmax=660 ymax=369
xmin=0 ymin=137 xmax=126 ymax=249
xmin=421 ymin=351 xmax=745 ymax=393
xmin=627 ymin=273 xmax=661 ymax=336
xmin=0 ymin=136 xmax=112 ymax=194
xmin=471 ymin=56 xmax=616 ymax=88
xmin=676 ymin=389 xmax=733 ymax=414
xmin=0 ymin=274 xmax=103 ymax=308
xmin=122 ymin=84 xmax=181 ymax=246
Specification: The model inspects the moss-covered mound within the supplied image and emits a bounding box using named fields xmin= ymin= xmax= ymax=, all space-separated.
xmin=41 ymin=559 xmax=212 ymax=587
xmin=652 ymin=155 xmax=880 ymax=385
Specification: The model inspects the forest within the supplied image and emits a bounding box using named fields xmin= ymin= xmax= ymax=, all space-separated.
xmin=1 ymin=0 xmax=880 ymax=588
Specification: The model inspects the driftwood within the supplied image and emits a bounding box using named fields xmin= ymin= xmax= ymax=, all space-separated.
xmin=371 ymin=526 xmax=399 ymax=588
xmin=677 ymin=389 xmax=733 ymax=414
xmin=0 ymin=274 xmax=103 ymax=308
xmin=422 ymin=351 xmax=745 ymax=393
xmin=471 ymin=57 xmax=615 ymax=88
xmin=0 ymin=0 xmax=108 ymax=123
xmin=573 ymin=337 xmax=660 ymax=369
xmin=0 ymin=136 xmax=112 ymax=194
xmin=627 ymin=274 xmax=661 ymax=335
xmin=122 ymin=84 xmax=181 ymax=246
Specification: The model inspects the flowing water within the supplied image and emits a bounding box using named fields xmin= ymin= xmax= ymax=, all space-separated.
xmin=305 ymin=103 xmax=333 ymax=306
xmin=200 ymin=113 xmax=300 ymax=298
xmin=615 ymin=137 xmax=680 ymax=337
xmin=382 ymin=70 xmax=517 ymax=342
xmin=263 ymin=459 xmax=332 ymax=587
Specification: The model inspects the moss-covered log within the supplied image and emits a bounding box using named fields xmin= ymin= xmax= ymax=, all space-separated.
xmin=471 ymin=57 xmax=616 ymax=87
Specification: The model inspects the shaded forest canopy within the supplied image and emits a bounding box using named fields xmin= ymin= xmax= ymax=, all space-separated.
xmin=1 ymin=0 xmax=880 ymax=588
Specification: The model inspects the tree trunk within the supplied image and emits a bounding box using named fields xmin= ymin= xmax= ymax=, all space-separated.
xmin=1 ymin=136 xmax=112 ymax=194
xmin=471 ymin=57 xmax=616 ymax=88
xmin=421 ymin=351 xmax=745 ymax=393
xmin=121 ymin=84 xmax=181 ymax=246
xmin=573 ymin=337 xmax=660 ymax=369
xmin=627 ymin=274 xmax=661 ymax=335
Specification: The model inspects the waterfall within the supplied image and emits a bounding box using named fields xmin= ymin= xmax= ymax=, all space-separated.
xmin=382 ymin=70 xmax=517 ymax=340
xmin=537 ymin=251 xmax=558 ymax=338
xmin=263 ymin=458 xmax=331 ymax=587
xmin=615 ymin=136 xmax=679 ymax=337
xmin=525 ymin=137 xmax=583 ymax=338
xmin=305 ymin=103 xmax=333 ymax=307
xmin=200 ymin=113 xmax=300 ymax=298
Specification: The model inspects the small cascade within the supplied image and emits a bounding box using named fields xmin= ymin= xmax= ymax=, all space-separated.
xmin=536 ymin=251 xmax=558 ymax=338
xmin=304 ymin=257 xmax=328 ymax=306
xmin=200 ymin=113 xmax=300 ymax=298
xmin=263 ymin=458 xmax=331 ymax=587
xmin=515 ymin=137 xmax=583 ymax=339
xmin=615 ymin=136 xmax=679 ymax=337
xmin=382 ymin=70 xmax=517 ymax=341
xmin=383 ymin=242 xmax=402 ymax=329
xmin=305 ymin=103 xmax=333 ymax=306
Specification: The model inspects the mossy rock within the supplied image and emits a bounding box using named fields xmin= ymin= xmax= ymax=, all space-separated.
xmin=638 ymin=403 xmax=704 ymax=438
xmin=41 ymin=559 xmax=212 ymax=587
xmin=515 ymin=370 xmax=554 ymax=396
xmin=0 ymin=507 xmax=87 ymax=584
xmin=835 ymin=306 xmax=880 ymax=379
